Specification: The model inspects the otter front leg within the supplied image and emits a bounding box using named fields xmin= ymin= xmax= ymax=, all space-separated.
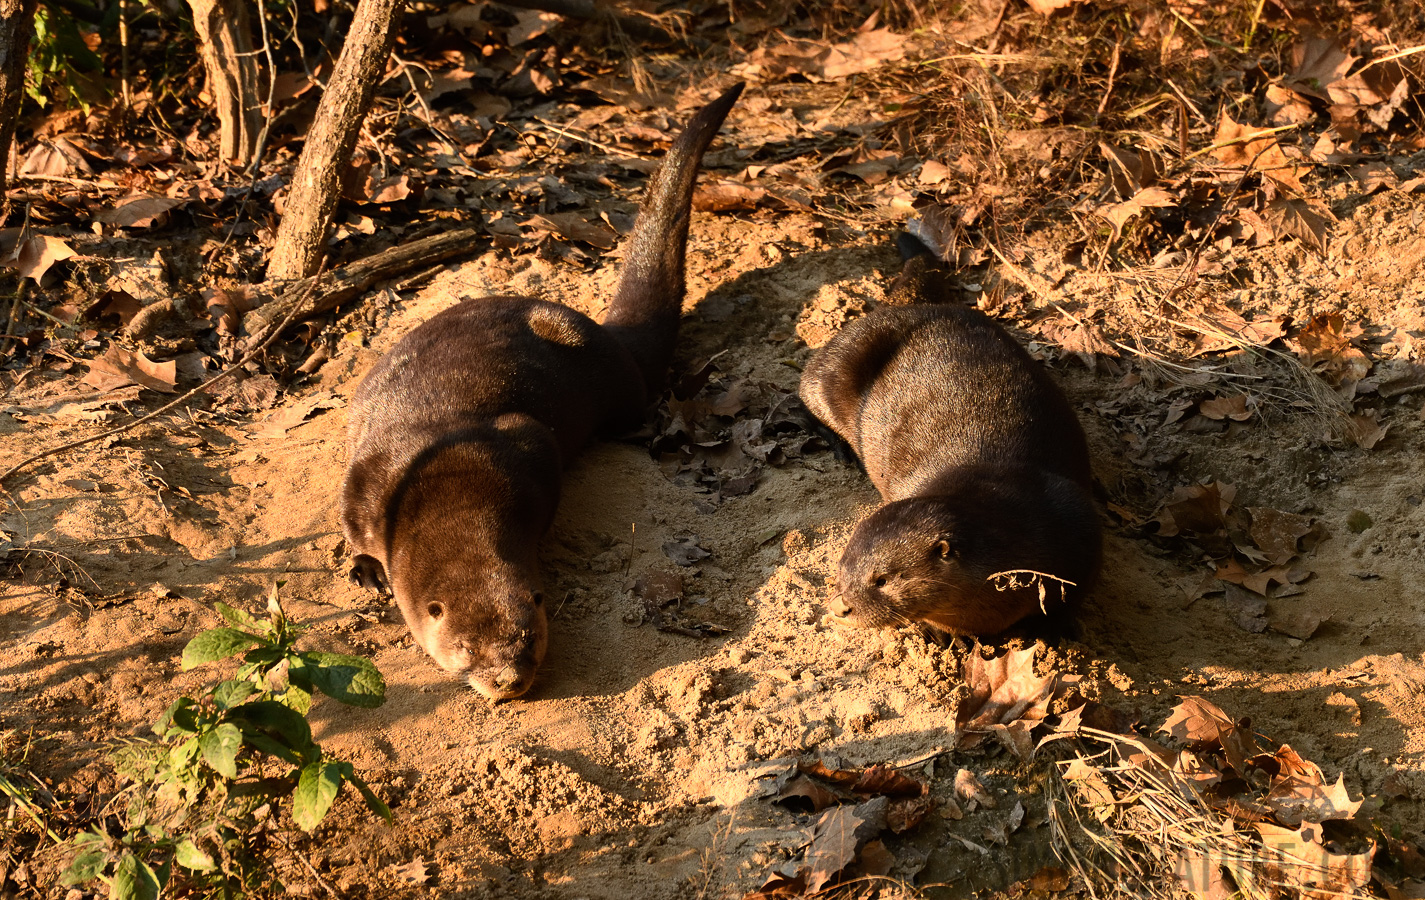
xmin=348 ymin=554 xmax=390 ymax=595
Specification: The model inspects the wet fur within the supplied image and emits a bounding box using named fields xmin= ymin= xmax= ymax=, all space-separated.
xmin=340 ymin=84 xmax=743 ymax=698
xmin=799 ymin=240 xmax=1101 ymax=636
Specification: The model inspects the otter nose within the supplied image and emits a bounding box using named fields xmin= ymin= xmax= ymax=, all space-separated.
xmin=829 ymin=595 xmax=852 ymax=618
xmin=492 ymin=666 xmax=523 ymax=691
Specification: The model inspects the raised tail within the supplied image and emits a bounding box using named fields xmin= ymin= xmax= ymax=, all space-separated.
xmin=601 ymin=82 xmax=744 ymax=396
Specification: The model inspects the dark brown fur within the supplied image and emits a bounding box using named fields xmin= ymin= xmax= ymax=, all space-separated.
xmin=799 ymin=240 xmax=1101 ymax=636
xmin=340 ymin=84 xmax=743 ymax=699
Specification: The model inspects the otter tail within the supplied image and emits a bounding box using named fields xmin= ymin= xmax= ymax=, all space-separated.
xmin=886 ymin=230 xmax=958 ymax=307
xmin=602 ymin=82 xmax=744 ymax=396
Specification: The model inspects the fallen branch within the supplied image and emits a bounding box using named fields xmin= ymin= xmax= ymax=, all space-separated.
xmin=0 ymin=262 xmax=327 ymax=488
xmin=241 ymin=226 xmax=482 ymax=352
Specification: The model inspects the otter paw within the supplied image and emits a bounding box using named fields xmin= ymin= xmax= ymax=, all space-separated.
xmin=348 ymin=555 xmax=389 ymax=594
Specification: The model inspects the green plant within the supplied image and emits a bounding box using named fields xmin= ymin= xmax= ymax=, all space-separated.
xmin=62 ymin=588 xmax=390 ymax=899
xmin=27 ymin=4 xmax=106 ymax=111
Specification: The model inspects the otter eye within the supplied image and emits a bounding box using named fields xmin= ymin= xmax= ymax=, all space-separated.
xmin=873 ymin=574 xmax=888 ymax=588
xmin=532 ymin=591 xmax=544 ymax=607
xmin=427 ymin=601 xmax=444 ymax=619
xmin=934 ymin=540 xmax=953 ymax=559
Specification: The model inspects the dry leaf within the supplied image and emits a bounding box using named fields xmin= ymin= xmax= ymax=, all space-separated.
xmin=1199 ymin=395 xmax=1252 ymax=422
xmin=1254 ymin=822 xmax=1374 ymax=899
xmin=1269 ymin=607 xmax=1326 ymax=640
xmin=662 ymin=535 xmax=710 ymax=566
xmin=1025 ymin=0 xmax=1087 ymax=13
xmin=1162 ymin=695 xmax=1260 ymax=777
xmin=1264 ymin=771 xmax=1363 ymax=825
xmin=804 ymin=805 xmax=863 ymax=893
xmin=96 ymin=194 xmax=186 ymax=228
xmin=527 ymin=212 xmax=617 ymax=250
xmin=1345 ymin=411 xmax=1389 ymax=450
xmin=83 ymin=346 xmax=178 ymax=393
xmin=773 ymin=775 xmax=840 ymax=813
xmin=1263 ymin=198 xmax=1334 ymax=254
xmin=1153 ymin=481 xmax=1236 ymax=539
xmin=1211 ymin=113 xmax=1310 ymax=193
xmin=9 ymin=234 xmax=76 ymax=283
xmin=955 ymin=646 xmax=1058 ymax=750
xmin=1223 ymin=583 xmax=1268 ymax=632
xmin=1248 ymin=508 xmax=1315 ymax=566
xmin=254 ymin=391 xmax=343 ymax=436
xmin=953 ymin=768 xmax=996 ymax=809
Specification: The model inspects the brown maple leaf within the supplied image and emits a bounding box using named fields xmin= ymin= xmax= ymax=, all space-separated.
xmin=1255 ymin=822 xmax=1374 ymax=900
xmin=1161 ymin=695 xmax=1260 ymax=778
xmin=954 ymin=646 xmax=1058 ymax=752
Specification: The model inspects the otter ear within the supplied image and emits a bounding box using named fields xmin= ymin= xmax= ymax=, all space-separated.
xmin=934 ymin=539 xmax=953 ymax=559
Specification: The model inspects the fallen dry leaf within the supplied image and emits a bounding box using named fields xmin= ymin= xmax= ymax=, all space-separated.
xmin=803 ymin=805 xmax=863 ymax=893
xmin=1211 ymin=113 xmax=1310 ymax=193
xmin=662 ymin=534 xmax=710 ymax=566
xmin=773 ymin=775 xmax=840 ymax=814
xmin=96 ymin=194 xmax=186 ymax=228
xmin=1025 ymin=0 xmax=1087 ymax=13
xmin=953 ymin=768 xmax=996 ymax=810
xmin=1269 ymin=606 xmax=1327 ymax=641
xmin=1162 ymin=695 xmax=1260 ymax=777
xmin=1345 ymin=411 xmax=1389 ymax=450
xmin=527 ymin=212 xmax=617 ymax=250
xmin=1263 ymin=197 xmax=1334 ymax=254
xmin=9 ymin=234 xmax=76 ymax=284
xmin=83 ymin=346 xmax=178 ymax=394
xmin=1199 ymin=395 xmax=1252 ymax=422
xmin=1254 ymin=822 xmax=1374 ymax=900
xmin=955 ymin=646 xmax=1058 ymax=750
xmin=1264 ymin=771 xmax=1362 ymax=825
xmin=1248 ymin=508 xmax=1315 ymax=566
xmin=1152 ymin=481 xmax=1236 ymax=539
xmin=1223 ymin=584 xmax=1268 ymax=632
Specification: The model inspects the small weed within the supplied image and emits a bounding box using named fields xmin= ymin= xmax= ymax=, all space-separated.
xmin=61 ymin=586 xmax=389 ymax=899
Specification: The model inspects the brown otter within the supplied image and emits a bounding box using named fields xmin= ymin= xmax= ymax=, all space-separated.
xmin=339 ymin=84 xmax=743 ymax=699
xmin=798 ymin=236 xmax=1101 ymax=636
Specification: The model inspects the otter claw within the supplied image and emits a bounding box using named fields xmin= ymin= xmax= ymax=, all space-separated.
xmin=348 ymin=555 xmax=389 ymax=594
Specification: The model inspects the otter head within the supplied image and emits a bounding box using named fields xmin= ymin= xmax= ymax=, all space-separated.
xmin=831 ymin=496 xmax=1033 ymax=636
xmin=397 ymin=567 xmax=549 ymax=701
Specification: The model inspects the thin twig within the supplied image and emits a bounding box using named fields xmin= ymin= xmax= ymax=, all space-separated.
xmin=0 ymin=262 xmax=328 ymax=487
xmin=278 ymin=832 xmax=341 ymax=899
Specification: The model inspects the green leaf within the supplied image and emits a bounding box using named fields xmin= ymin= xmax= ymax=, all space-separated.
xmin=211 ymin=679 xmax=257 ymax=711
xmin=299 ymin=651 xmax=387 ymax=708
xmin=110 ymin=851 xmax=162 ymax=900
xmin=291 ymin=759 xmax=343 ymax=832
xmin=227 ymin=700 xmax=313 ymax=762
xmin=343 ymin=767 xmax=393 ymax=823
xmin=168 ymin=736 xmax=201 ymax=771
xmin=60 ymin=835 xmax=107 ymax=885
xmin=155 ymin=697 xmax=198 ymax=736
xmin=216 ymin=601 xmax=263 ymax=631
xmin=182 ymin=628 xmax=262 ymax=670
xmin=277 ymin=683 xmax=312 ymax=716
xmin=197 ymin=723 xmax=243 ymax=780
xmin=174 ymin=838 xmax=216 ymax=872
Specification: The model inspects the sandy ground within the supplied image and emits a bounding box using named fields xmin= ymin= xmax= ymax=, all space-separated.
xmin=5 ymin=178 xmax=1425 ymax=897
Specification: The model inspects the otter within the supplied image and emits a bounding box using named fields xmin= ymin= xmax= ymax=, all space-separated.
xmin=798 ymin=235 xmax=1101 ymax=636
xmin=339 ymin=84 xmax=743 ymax=699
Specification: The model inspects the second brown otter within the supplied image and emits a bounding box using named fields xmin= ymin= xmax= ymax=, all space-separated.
xmin=799 ymin=237 xmax=1102 ymax=636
